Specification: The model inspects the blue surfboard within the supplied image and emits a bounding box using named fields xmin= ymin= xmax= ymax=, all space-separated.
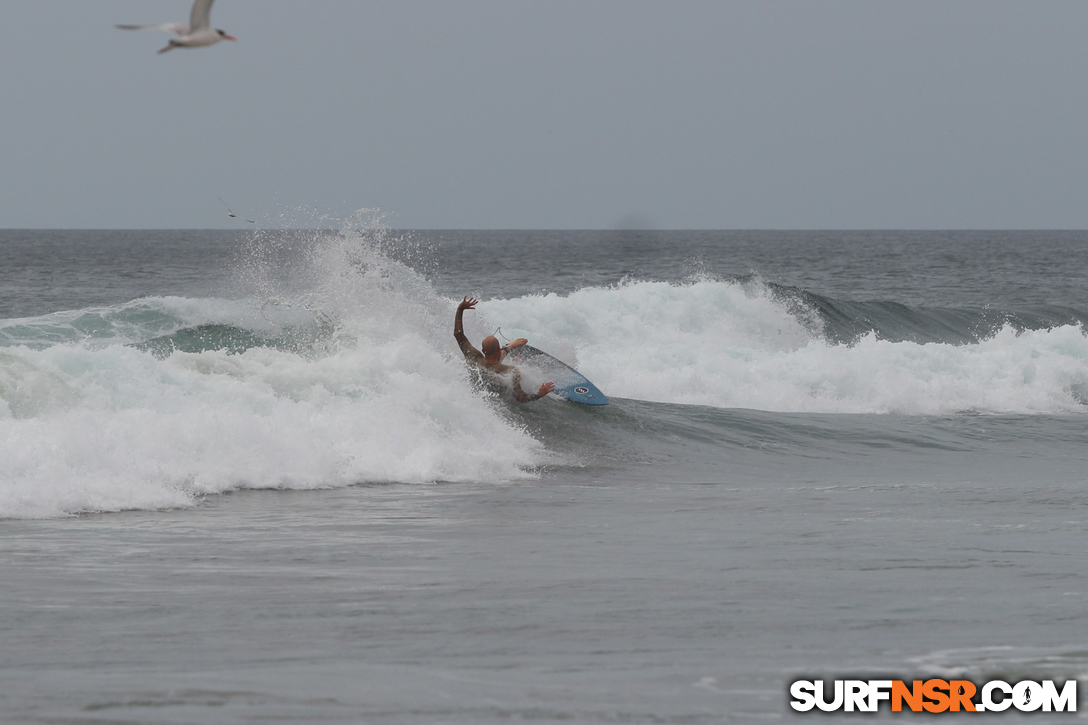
xmin=505 ymin=345 xmax=608 ymax=405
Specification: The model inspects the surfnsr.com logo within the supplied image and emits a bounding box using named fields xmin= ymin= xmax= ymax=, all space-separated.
xmin=789 ymin=679 xmax=1077 ymax=713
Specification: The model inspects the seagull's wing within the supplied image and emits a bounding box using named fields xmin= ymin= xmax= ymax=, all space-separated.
xmin=189 ymin=0 xmax=216 ymax=32
xmin=219 ymin=197 xmax=256 ymax=223
xmin=116 ymin=22 xmax=189 ymax=36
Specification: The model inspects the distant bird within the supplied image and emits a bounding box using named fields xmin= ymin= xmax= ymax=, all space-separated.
xmin=219 ymin=197 xmax=255 ymax=224
xmin=117 ymin=0 xmax=237 ymax=54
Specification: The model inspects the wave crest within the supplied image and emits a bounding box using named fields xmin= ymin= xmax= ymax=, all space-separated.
xmin=484 ymin=279 xmax=1088 ymax=415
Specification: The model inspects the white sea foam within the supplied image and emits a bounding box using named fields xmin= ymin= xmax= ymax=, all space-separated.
xmin=484 ymin=279 xmax=1088 ymax=415
xmin=0 ymin=229 xmax=548 ymax=519
xmin=0 ymin=336 xmax=547 ymax=519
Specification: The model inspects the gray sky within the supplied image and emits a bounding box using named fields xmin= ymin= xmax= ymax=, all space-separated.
xmin=2 ymin=1 xmax=1087 ymax=229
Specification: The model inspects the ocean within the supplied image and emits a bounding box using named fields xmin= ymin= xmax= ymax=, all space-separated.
xmin=2 ymin=225 xmax=1087 ymax=723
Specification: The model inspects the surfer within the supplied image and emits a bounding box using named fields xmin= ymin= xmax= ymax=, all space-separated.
xmin=454 ymin=296 xmax=555 ymax=402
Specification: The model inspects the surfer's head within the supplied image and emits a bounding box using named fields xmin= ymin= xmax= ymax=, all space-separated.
xmin=481 ymin=336 xmax=502 ymax=362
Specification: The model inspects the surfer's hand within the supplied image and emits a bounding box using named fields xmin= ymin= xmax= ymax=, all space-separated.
xmin=508 ymin=338 xmax=528 ymax=350
xmin=538 ymin=382 xmax=555 ymax=397
xmin=459 ymin=296 xmax=478 ymax=311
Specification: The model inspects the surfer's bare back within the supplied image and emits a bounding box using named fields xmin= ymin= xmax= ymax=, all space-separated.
xmin=455 ymin=296 xmax=555 ymax=403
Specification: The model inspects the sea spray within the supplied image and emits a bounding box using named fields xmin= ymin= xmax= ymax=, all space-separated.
xmin=0 ymin=223 xmax=549 ymax=519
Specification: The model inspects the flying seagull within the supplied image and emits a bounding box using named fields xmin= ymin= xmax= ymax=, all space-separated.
xmin=117 ymin=0 xmax=237 ymax=54
xmin=219 ymin=197 xmax=256 ymax=224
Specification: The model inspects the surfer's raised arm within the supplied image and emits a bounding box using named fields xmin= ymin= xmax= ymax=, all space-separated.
xmin=454 ymin=296 xmax=482 ymax=360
